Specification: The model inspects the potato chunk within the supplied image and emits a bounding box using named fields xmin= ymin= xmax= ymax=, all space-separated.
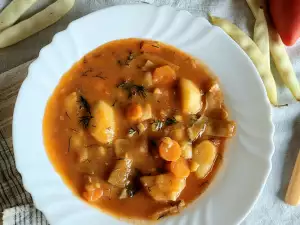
xmin=64 ymin=92 xmax=79 ymax=119
xmin=180 ymin=141 xmax=192 ymax=159
xmin=140 ymin=173 xmax=186 ymax=201
xmin=114 ymin=139 xmax=130 ymax=158
xmin=193 ymin=140 xmax=217 ymax=179
xmin=152 ymin=65 xmax=176 ymax=86
xmin=108 ymin=158 xmax=133 ymax=188
xmin=89 ymin=101 xmax=115 ymax=144
xmin=179 ymin=78 xmax=202 ymax=114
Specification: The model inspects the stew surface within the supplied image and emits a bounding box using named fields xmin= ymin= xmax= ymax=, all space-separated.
xmin=43 ymin=38 xmax=236 ymax=221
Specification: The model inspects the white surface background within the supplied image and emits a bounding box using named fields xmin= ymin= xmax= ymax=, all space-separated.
xmin=1 ymin=0 xmax=300 ymax=224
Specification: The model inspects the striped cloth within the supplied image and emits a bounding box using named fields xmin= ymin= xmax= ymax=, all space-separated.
xmin=0 ymin=61 xmax=48 ymax=224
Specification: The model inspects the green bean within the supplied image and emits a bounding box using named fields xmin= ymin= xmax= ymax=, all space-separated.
xmin=0 ymin=0 xmax=38 ymax=32
xmin=254 ymin=8 xmax=270 ymax=69
xmin=210 ymin=15 xmax=277 ymax=105
xmin=0 ymin=0 xmax=75 ymax=48
xmin=246 ymin=0 xmax=300 ymax=100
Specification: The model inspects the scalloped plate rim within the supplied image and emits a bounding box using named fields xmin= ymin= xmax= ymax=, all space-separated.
xmin=13 ymin=4 xmax=274 ymax=225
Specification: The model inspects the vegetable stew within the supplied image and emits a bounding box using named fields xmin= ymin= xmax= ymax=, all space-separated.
xmin=43 ymin=38 xmax=236 ymax=221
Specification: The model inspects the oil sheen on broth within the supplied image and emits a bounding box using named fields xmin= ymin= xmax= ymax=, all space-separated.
xmin=43 ymin=38 xmax=236 ymax=221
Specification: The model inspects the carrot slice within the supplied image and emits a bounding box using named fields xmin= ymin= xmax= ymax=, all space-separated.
xmin=159 ymin=137 xmax=181 ymax=161
xmin=152 ymin=65 xmax=176 ymax=86
xmin=126 ymin=103 xmax=143 ymax=122
xmin=167 ymin=157 xmax=190 ymax=178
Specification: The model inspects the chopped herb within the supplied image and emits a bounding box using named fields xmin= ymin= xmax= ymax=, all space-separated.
xmin=65 ymin=112 xmax=70 ymax=120
xmin=67 ymin=136 xmax=72 ymax=152
xmin=128 ymin=127 xmax=137 ymax=137
xmin=117 ymin=81 xmax=128 ymax=88
xmin=78 ymin=95 xmax=91 ymax=115
xmin=112 ymin=100 xmax=117 ymax=107
xmin=152 ymin=44 xmax=160 ymax=48
xmin=151 ymin=120 xmax=164 ymax=131
xmin=70 ymin=128 xmax=78 ymax=133
xmin=134 ymin=85 xmax=147 ymax=98
xmin=128 ymin=53 xmax=134 ymax=60
xmin=117 ymin=60 xmax=123 ymax=66
xmin=93 ymin=74 xmax=106 ymax=79
xmin=189 ymin=114 xmax=198 ymax=125
xmin=81 ymin=68 xmax=93 ymax=76
xmin=79 ymin=115 xmax=93 ymax=128
xmin=82 ymin=159 xmax=91 ymax=164
xmin=117 ymin=51 xmax=137 ymax=66
xmin=158 ymin=214 xmax=167 ymax=220
xmin=165 ymin=117 xmax=177 ymax=126
xmin=117 ymin=81 xmax=147 ymax=99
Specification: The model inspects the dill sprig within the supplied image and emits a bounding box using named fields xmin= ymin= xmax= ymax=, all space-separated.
xmin=79 ymin=115 xmax=93 ymax=129
xmin=128 ymin=127 xmax=137 ymax=137
xmin=151 ymin=120 xmax=164 ymax=131
xmin=189 ymin=114 xmax=198 ymax=125
xmin=78 ymin=95 xmax=91 ymax=115
xmin=67 ymin=136 xmax=72 ymax=152
xmin=165 ymin=117 xmax=177 ymax=126
xmin=117 ymin=81 xmax=147 ymax=99
xmin=93 ymin=74 xmax=107 ymax=79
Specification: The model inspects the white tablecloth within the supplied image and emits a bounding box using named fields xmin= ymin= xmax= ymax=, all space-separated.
xmin=1 ymin=0 xmax=300 ymax=224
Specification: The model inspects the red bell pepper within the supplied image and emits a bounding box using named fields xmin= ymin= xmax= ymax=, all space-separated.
xmin=269 ymin=0 xmax=300 ymax=46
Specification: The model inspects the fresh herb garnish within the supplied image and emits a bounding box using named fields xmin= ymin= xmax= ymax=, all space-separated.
xmin=165 ymin=117 xmax=177 ymax=126
xmin=128 ymin=127 xmax=137 ymax=137
xmin=81 ymin=68 xmax=93 ymax=76
xmin=151 ymin=120 xmax=164 ymax=131
xmin=134 ymin=85 xmax=147 ymax=98
xmin=70 ymin=128 xmax=78 ymax=133
xmin=65 ymin=112 xmax=71 ymax=120
xmin=152 ymin=44 xmax=160 ymax=48
xmin=158 ymin=214 xmax=167 ymax=220
xmin=117 ymin=51 xmax=137 ymax=66
xmin=67 ymin=136 xmax=72 ymax=152
xmin=117 ymin=60 xmax=123 ymax=66
xmin=189 ymin=114 xmax=198 ymax=125
xmin=79 ymin=115 xmax=93 ymax=128
xmin=93 ymin=74 xmax=106 ymax=79
xmin=125 ymin=51 xmax=135 ymax=65
xmin=117 ymin=81 xmax=147 ymax=99
xmin=112 ymin=100 xmax=117 ymax=107
xmin=78 ymin=95 xmax=91 ymax=115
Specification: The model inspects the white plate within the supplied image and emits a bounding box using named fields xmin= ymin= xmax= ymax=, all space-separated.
xmin=13 ymin=4 xmax=274 ymax=225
